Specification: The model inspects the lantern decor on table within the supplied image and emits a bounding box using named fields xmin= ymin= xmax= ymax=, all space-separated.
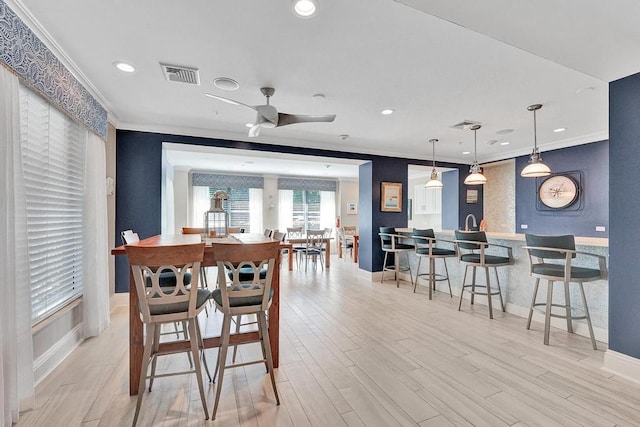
xmin=204 ymin=190 xmax=229 ymax=237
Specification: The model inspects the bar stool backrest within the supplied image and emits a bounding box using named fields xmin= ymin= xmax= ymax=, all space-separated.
xmin=454 ymin=230 xmax=487 ymax=251
xmin=379 ymin=226 xmax=396 ymax=246
xmin=525 ymin=234 xmax=576 ymax=259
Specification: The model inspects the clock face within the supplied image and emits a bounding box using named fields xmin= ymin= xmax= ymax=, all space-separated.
xmin=538 ymin=175 xmax=579 ymax=209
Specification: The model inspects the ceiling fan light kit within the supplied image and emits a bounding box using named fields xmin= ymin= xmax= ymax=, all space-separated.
xmin=205 ymin=87 xmax=336 ymax=137
xmin=425 ymin=138 xmax=443 ymax=189
xmin=464 ymin=124 xmax=487 ymax=185
xmin=521 ymin=103 xmax=552 ymax=178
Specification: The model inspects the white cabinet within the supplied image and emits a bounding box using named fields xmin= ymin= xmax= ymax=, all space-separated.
xmin=414 ymin=184 xmax=442 ymax=215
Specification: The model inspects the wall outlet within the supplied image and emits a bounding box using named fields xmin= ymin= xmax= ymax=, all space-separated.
xmin=596 ymin=226 xmax=606 ymax=232
xmin=520 ymin=224 xmax=528 ymax=229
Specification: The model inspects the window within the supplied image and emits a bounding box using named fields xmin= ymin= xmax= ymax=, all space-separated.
xmin=278 ymin=178 xmax=336 ymax=231
xmin=20 ymin=85 xmax=85 ymax=323
xmin=191 ymin=174 xmax=263 ymax=233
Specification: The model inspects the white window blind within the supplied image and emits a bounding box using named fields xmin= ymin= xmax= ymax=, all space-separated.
xmin=20 ymin=86 xmax=86 ymax=323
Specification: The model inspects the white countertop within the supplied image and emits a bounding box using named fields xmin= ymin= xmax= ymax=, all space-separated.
xmin=397 ymin=228 xmax=608 ymax=247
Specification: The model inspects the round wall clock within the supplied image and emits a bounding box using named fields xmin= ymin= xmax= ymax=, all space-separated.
xmin=538 ymin=174 xmax=579 ymax=209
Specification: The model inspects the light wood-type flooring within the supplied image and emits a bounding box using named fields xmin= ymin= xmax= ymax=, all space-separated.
xmin=17 ymin=255 xmax=640 ymax=426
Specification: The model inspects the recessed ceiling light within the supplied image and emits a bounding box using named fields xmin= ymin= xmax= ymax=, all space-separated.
xmin=462 ymin=151 xmax=471 ymax=155
xmin=339 ymin=134 xmax=349 ymax=140
xmin=500 ymin=141 xmax=510 ymax=146
xmin=113 ymin=61 xmax=135 ymax=73
xmin=292 ymin=0 xmax=317 ymax=17
xmin=496 ymin=129 xmax=514 ymax=135
xmin=487 ymin=139 xmax=498 ymax=145
xmin=576 ymin=86 xmax=595 ymax=94
xmin=381 ymin=109 xmax=394 ymax=115
xmin=245 ymin=123 xmax=253 ymax=128
xmin=553 ymin=127 xmax=567 ymax=133
xmin=312 ymin=93 xmax=326 ymax=101
xmin=213 ymin=77 xmax=239 ymax=91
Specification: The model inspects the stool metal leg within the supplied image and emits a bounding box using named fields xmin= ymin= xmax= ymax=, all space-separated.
xmin=428 ymin=256 xmax=435 ymax=300
xmin=494 ymin=267 xmax=506 ymax=312
xmin=414 ymin=256 xmax=422 ymax=293
xmin=527 ymin=278 xmax=540 ymax=329
xmin=564 ymin=280 xmax=573 ymax=333
xmin=381 ymin=251 xmax=389 ymax=283
xmin=485 ymin=267 xmax=493 ymax=319
xmin=405 ymin=252 xmax=413 ymax=286
xmin=578 ymin=282 xmax=598 ymax=350
xmin=442 ymin=259 xmax=453 ymax=297
xmin=470 ymin=266 xmax=477 ymax=305
xmin=544 ymin=280 xmax=554 ymax=345
xmin=395 ymin=253 xmax=400 ymax=288
xmin=458 ymin=265 xmax=469 ymax=311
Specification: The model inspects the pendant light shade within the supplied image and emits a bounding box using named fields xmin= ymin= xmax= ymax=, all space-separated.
xmin=425 ymin=138 xmax=443 ymax=189
xmin=464 ymin=124 xmax=487 ymax=185
xmin=521 ymin=104 xmax=551 ymax=178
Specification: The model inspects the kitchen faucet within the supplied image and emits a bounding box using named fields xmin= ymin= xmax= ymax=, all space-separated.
xmin=465 ymin=213 xmax=477 ymax=231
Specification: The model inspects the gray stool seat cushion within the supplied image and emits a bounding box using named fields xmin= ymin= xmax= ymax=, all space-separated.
xmin=148 ymin=288 xmax=211 ymax=315
xmin=382 ymin=243 xmax=414 ymax=250
xmin=532 ymin=263 xmax=601 ymax=279
xmin=146 ymin=271 xmax=192 ymax=287
xmin=416 ymin=247 xmax=456 ymax=256
xmin=461 ymin=254 xmax=510 ymax=265
xmin=212 ymin=288 xmax=274 ymax=308
xmin=229 ymin=267 xmax=267 ymax=282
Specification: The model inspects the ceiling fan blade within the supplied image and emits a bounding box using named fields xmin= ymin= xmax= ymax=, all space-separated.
xmin=204 ymin=93 xmax=256 ymax=110
xmin=276 ymin=113 xmax=336 ymax=127
xmin=248 ymin=124 xmax=261 ymax=138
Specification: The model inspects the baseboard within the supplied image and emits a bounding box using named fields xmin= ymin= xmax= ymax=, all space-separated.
xmin=603 ymin=350 xmax=640 ymax=384
xmin=33 ymin=324 xmax=83 ymax=385
xmin=110 ymin=292 xmax=129 ymax=312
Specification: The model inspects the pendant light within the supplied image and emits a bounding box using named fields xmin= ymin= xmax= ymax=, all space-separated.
xmin=464 ymin=124 xmax=487 ymax=185
xmin=521 ymin=103 xmax=551 ymax=177
xmin=425 ymin=138 xmax=443 ymax=189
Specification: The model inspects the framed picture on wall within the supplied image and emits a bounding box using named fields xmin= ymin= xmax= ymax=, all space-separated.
xmin=346 ymin=201 xmax=358 ymax=214
xmin=381 ymin=182 xmax=402 ymax=212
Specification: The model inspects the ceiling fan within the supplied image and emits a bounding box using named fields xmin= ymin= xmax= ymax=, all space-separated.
xmin=204 ymin=87 xmax=336 ymax=137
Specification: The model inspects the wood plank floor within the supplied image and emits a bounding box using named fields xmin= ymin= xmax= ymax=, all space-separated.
xmin=17 ymin=256 xmax=640 ymax=426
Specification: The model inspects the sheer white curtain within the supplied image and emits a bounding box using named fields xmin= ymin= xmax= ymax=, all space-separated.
xmin=192 ymin=186 xmax=210 ymax=227
xmin=82 ymin=130 xmax=110 ymax=337
xmin=249 ymin=188 xmax=263 ymax=233
xmin=278 ymin=190 xmax=293 ymax=232
xmin=0 ymin=67 xmax=34 ymax=425
xmin=320 ymin=191 xmax=336 ymax=230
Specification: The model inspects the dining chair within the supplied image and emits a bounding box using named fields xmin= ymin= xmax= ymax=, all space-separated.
xmin=339 ymin=226 xmax=356 ymax=261
xmin=523 ymin=234 xmax=607 ymax=349
xmin=126 ymin=242 xmax=211 ymax=426
xmin=301 ymin=229 xmax=326 ymax=272
xmin=264 ymin=228 xmax=273 ymax=237
xmin=122 ymin=230 xmax=194 ymax=347
xmin=181 ymin=226 xmax=211 ymax=292
xmin=286 ymin=227 xmax=305 ymax=267
xmin=210 ymin=241 xmax=281 ymax=420
xmin=379 ymin=227 xmax=414 ymax=287
xmin=454 ymin=230 xmax=513 ymax=319
xmin=412 ymin=228 xmax=456 ymax=299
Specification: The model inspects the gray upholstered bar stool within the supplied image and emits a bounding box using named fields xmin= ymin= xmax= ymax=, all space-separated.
xmin=523 ymin=234 xmax=607 ymax=350
xmin=379 ymin=227 xmax=414 ymax=287
xmin=455 ymin=230 xmax=513 ymax=319
xmin=411 ymin=229 xmax=456 ymax=299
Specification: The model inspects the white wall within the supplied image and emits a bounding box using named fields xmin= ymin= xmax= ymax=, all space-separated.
xmin=263 ymin=175 xmax=278 ymax=231
xmin=172 ymin=168 xmax=190 ymax=233
xmin=408 ymin=176 xmax=442 ymax=230
xmin=338 ymin=179 xmax=359 ymax=228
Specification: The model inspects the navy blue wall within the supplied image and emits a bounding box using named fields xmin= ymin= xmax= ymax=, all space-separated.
xmin=459 ymin=170 xmax=484 ymax=230
xmin=609 ymin=73 xmax=640 ymax=359
xmin=115 ymin=130 xmax=472 ymax=291
xmin=515 ymin=140 xmax=609 ymax=237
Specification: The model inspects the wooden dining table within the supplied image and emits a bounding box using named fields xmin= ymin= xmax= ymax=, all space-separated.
xmin=111 ymin=233 xmax=282 ymax=395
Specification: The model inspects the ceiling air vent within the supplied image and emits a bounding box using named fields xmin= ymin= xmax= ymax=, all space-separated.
xmin=451 ymin=120 xmax=481 ymax=130
xmin=160 ymin=63 xmax=200 ymax=85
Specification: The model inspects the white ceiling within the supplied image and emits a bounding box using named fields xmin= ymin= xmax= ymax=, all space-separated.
xmin=9 ymin=0 xmax=632 ymax=171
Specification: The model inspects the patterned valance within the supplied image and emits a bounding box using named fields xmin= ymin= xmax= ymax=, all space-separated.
xmin=278 ymin=177 xmax=337 ymax=192
xmin=192 ymin=173 xmax=264 ymax=188
xmin=0 ymin=1 xmax=107 ymax=139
